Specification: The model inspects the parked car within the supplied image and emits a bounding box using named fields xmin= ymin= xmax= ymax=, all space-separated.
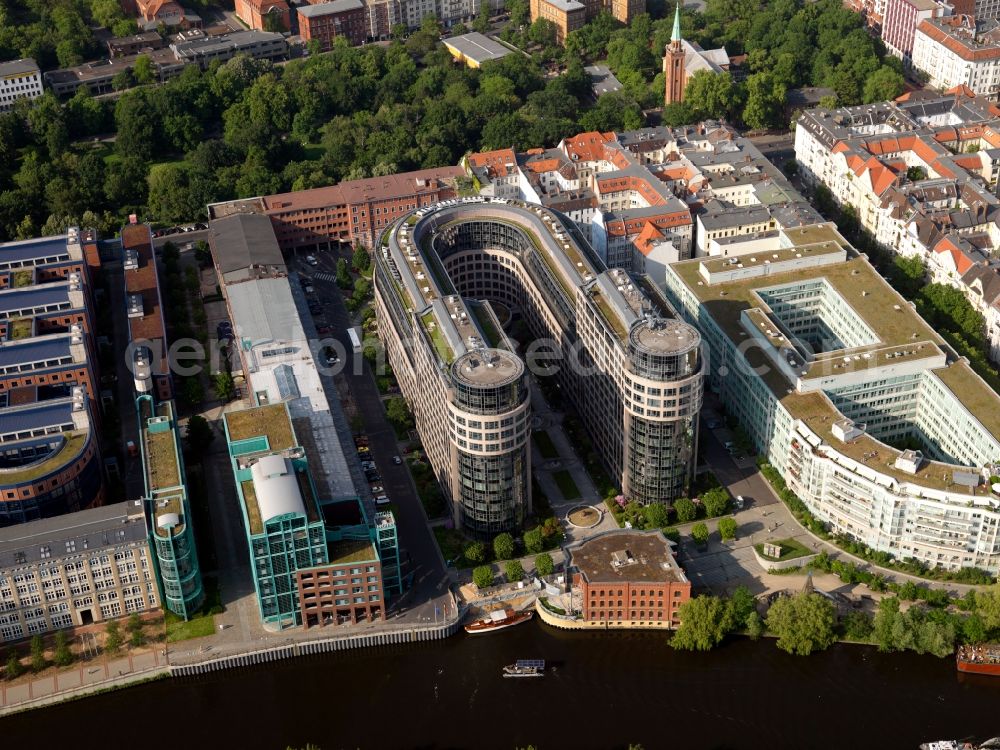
xmin=392 ymin=455 xmax=402 ymax=465
xmin=316 ymin=326 xmax=332 ymax=335
xmin=305 ymin=255 xmax=318 ymax=266
xmin=299 ymin=276 xmax=311 ymax=287
xmin=735 ymin=495 xmax=746 ymax=511
xmin=370 ymin=485 xmax=384 ymax=494
xmin=375 ymin=496 xmax=390 ymax=507
xmin=325 ymin=354 xmax=339 ymax=366
xmin=126 ymin=440 xmax=138 ymax=457
xmin=304 ymin=284 xmax=315 ymax=294
xmin=194 ymin=222 xmax=208 ymax=230
xmin=706 ymin=418 xmax=721 ymax=429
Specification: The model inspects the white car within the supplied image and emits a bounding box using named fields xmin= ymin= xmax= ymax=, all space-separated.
xmin=392 ymin=455 xmax=402 ymax=465
xmin=305 ymin=255 xmax=318 ymax=266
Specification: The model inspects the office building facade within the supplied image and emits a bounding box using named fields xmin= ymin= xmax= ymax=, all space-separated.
xmin=0 ymin=59 xmax=42 ymax=112
xmin=663 ymin=232 xmax=1000 ymax=573
xmin=0 ymin=500 xmax=159 ymax=643
xmin=375 ymin=198 xmax=703 ymax=536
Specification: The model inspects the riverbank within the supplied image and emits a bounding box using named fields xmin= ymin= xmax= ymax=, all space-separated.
xmin=3 ymin=621 xmax=997 ymax=749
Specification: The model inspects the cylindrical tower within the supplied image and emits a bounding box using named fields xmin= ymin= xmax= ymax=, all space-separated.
xmin=623 ymin=318 xmax=703 ymax=506
xmin=448 ymin=348 xmax=531 ymax=537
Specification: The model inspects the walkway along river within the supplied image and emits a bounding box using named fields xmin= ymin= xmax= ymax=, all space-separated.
xmin=3 ymin=620 xmax=1000 ymax=749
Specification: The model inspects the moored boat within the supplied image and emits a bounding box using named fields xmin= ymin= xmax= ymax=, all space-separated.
xmin=503 ymin=659 xmax=545 ymax=678
xmin=464 ymin=607 xmax=533 ymax=634
xmin=957 ymin=644 xmax=1000 ymax=675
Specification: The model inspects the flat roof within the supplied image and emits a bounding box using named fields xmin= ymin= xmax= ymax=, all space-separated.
xmin=209 ymin=214 xmax=284 ymax=275
xmin=327 ymin=538 xmax=377 ymax=566
xmin=0 ymin=500 xmax=146 ymax=568
xmin=443 ymin=33 xmax=512 ymax=64
xmin=225 ymin=402 xmax=296 ymax=453
xmin=0 ymin=399 xmax=75 ymax=437
xmin=0 ymin=235 xmax=70 ymax=266
xmin=0 ymin=59 xmax=39 ymax=77
xmin=571 ymin=530 xmax=687 ymax=584
xmin=298 ymin=0 xmax=363 ymax=16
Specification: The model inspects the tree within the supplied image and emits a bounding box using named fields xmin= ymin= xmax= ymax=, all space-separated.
xmin=746 ymin=610 xmax=764 ymax=640
xmin=766 ymin=592 xmax=836 ymax=655
xmin=105 ymin=621 xmax=123 ymax=654
xmin=644 ymin=503 xmax=669 ymax=529
xmin=127 ymin=613 xmax=146 ymax=648
xmin=701 ymin=488 xmax=730 ymax=518
xmin=684 ymin=71 xmax=740 ymax=121
xmin=53 ymin=630 xmax=74 ymax=667
xmin=385 ymin=397 xmax=414 ymax=431
xmin=464 ymin=541 xmax=487 ymax=564
xmin=214 ymin=371 xmax=235 ymax=402
xmin=873 ymin=596 xmax=903 ymax=652
xmin=670 ymin=595 xmax=729 ymax=651
xmin=185 ymin=414 xmax=215 ymax=455
xmin=535 ymin=552 xmax=554 ymax=577
xmin=840 ymin=611 xmax=874 ymax=642
xmin=505 ymin=559 xmax=524 ymax=582
xmin=5 ymin=651 xmax=24 ymax=680
xmin=742 ymin=71 xmax=785 ymax=131
xmin=524 ymin=527 xmax=544 ymax=554
xmin=691 ymin=522 xmax=709 ymax=546
xmin=473 ymin=565 xmax=494 ymax=589
xmin=30 ymin=635 xmax=46 ymax=672
xmin=352 ymin=244 xmax=370 ymax=271
xmin=335 ymin=258 xmax=352 ymax=289
xmin=493 ymin=532 xmax=515 ymax=561
xmin=133 ymin=55 xmax=156 ymax=85
xmin=863 ymin=66 xmax=905 ymax=104
xmin=975 ymin=585 xmax=1000 ymax=632
xmin=674 ymin=497 xmax=696 ymax=523
xmin=718 ymin=517 xmax=738 ymax=541
xmin=725 ymin=585 xmax=757 ymax=631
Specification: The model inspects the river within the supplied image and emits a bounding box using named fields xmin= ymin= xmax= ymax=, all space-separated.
xmin=3 ymin=622 xmax=999 ymax=749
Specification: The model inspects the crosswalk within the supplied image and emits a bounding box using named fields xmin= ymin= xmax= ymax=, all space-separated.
xmin=311 ymin=271 xmax=338 ymax=283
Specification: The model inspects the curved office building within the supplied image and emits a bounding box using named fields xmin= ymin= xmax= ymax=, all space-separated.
xmin=374 ymin=198 xmax=702 ymax=535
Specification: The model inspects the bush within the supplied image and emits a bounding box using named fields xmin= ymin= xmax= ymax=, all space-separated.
xmin=30 ymin=635 xmax=46 ymax=673
xmin=105 ymin=621 xmax=123 ymax=654
xmin=840 ymin=611 xmax=874 ymax=642
xmin=505 ymin=560 xmax=524 ymax=582
xmin=464 ymin=541 xmax=487 ymax=565
xmin=644 ymin=502 xmax=669 ymax=529
xmin=701 ymin=487 xmax=730 ymax=518
xmin=674 ymin=497 xmax=697 ymax=523
xmin=534 ymin=552 xmax=554 ymax=577
xmin=473 ymin=565 xmax=494 ymax=589
xmin=53 ymin=630 xmax=74 ymax=667
xmin=691 ymin=522 xmax=709 ymax=546
xmin=718 ymin=517 xmax=738 ymax=541
xmin=493 ymin=532 xmax=515 ymax=561
xmin=5 ymin=651 xmax=24 ymax=680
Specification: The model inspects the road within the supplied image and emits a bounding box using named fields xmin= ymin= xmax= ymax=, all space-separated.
xmin=294 ymin=246 xmax=454 ymax=623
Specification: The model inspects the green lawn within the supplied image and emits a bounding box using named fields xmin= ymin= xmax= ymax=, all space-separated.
xmin=434 ymin=527 xmax=473 ymax=568
xmin=553 ymin=469 xmax=581 ymax=501
xmin=533 ymin=430 xmax=559 ymax=459
xmin=755 ymin=537 xmax=813 ymax=562
xmin=165 ymin=610 xmax=216 ymax=642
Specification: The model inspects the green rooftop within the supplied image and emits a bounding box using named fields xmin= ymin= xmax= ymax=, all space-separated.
xmin=0 ymin=431 xmax=88 ymax=484
xmin=241 ymin=479 xmax=264 ymax=535
xmin=328 ymin=538 xmax=377 ymax=566
xmin=8 ymin=318 xmax=32 ymax=340
xmin=421 ymin=311 xmax=454 ymax=365
xmin=146 ymin=429 xmax=180 ymax=491
xmin=226 ymin=403 xmax=296 ymax=453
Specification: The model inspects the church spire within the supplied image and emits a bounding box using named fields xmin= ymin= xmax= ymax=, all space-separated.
xmin=671 ymin=2 xmax=682 ymax=45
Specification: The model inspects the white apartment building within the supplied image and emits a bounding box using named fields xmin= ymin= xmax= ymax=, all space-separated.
xmin=0 ymin=59 xmax=42 ymax=112
xmin=912 ymin=16 xmax=1000 ymax=96
xmin=664 ymin=235 xmax=1000 ymax=574
xmin=795 ymin=90 xmax=1000 ymax=362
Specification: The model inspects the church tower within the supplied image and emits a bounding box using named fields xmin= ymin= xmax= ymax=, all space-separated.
xmin=664 ymin=3 xmax=686 ymax=105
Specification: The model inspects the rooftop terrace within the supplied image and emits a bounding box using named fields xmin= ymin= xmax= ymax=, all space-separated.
xmin=226 ymin=403 xmax=296 ymax=453
xmin=327 ymin=538 xmax=377 ymax=566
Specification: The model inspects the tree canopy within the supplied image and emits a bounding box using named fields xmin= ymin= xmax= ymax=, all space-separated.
xmin=766 ymin=592 xmax=837 ymax=655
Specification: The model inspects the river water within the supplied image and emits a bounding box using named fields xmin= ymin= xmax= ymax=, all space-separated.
xmin=3 ymin=622 xmax=999 ymax=749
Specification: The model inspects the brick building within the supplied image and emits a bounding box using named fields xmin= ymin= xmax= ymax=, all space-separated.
xmin=530 ymin=0 xmax=643 ymax=44
xmin=297 ymin=0 xmax=367 ymax=49
xmin=570 ymin=530 xmax=690 ymax=628
xmin=208 ymin=166 xmax=464 ymax=250
xmin=233 ymin=0 xmax=291 ymax=31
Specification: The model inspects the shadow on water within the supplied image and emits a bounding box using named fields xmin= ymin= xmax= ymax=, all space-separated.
xmin=3 ymin=621 xmax=1000 ymax=749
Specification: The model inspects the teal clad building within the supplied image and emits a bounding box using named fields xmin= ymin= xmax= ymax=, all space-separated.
xmin=138 ymin=396 xmax=204 ymax=619
xmin=225 ymin=402 xmax=399 ymax=631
